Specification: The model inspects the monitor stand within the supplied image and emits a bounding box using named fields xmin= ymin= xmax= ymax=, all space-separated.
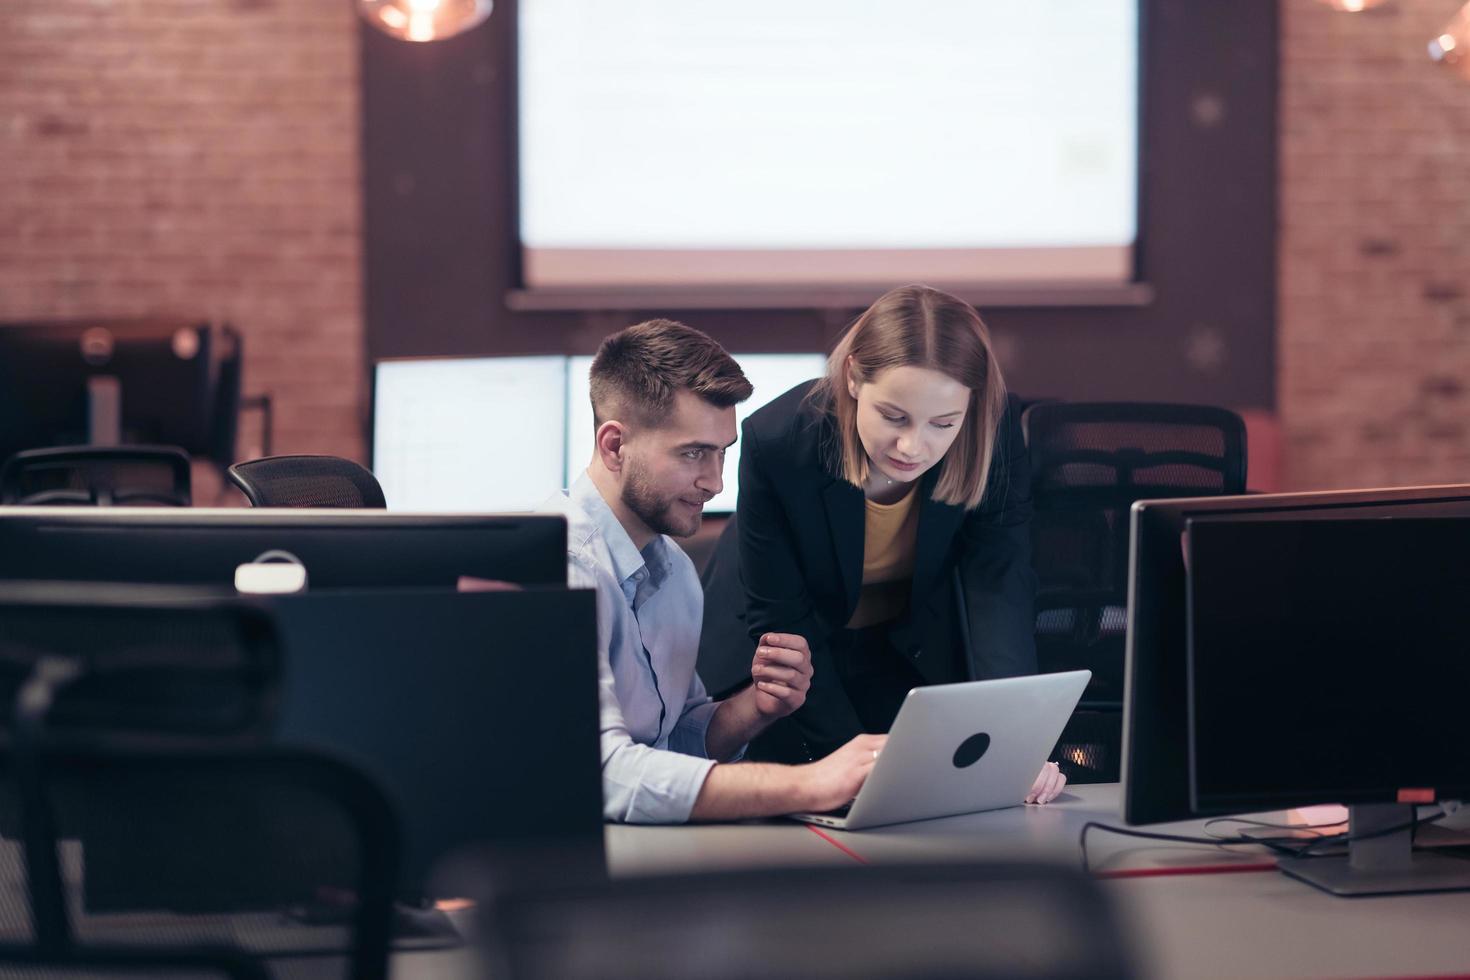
xmin=86 ymin=375 xmax=121 ymax=446
xmin=1278 ymin=803 xmax=1470 ymax=897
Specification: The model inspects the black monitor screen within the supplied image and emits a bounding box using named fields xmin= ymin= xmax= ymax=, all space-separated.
xmin=0 ymin=508 xmax=567 ymax=590
xmin=0 ymin=320 xmax=240 ymax=464
xmin=1186 ymin=516 xmax=1470 ymax=814
xmin=1123 ymin=484 xmax=1470 ymax=825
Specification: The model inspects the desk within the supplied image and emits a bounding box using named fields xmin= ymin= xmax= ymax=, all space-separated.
xmin=606 ymin=784 xmax=1470 ymax=980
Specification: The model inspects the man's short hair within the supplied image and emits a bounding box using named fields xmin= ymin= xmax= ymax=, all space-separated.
xmin=588 ymin=319 xmax=753 ymax=428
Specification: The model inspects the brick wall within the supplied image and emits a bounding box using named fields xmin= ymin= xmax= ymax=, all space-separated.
xmin=0 ymin=0 xmax=364 ymax=502
xmin=6 ymin=2 xmax=1470 ymax=496
xmin=1280 ymin=0 xmax=1470 ymax=490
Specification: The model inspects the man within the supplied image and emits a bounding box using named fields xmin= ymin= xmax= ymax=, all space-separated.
xmin=542 ymin=319 xmax=885 ymax=823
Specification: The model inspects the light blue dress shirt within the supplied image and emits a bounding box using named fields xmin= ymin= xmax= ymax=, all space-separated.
xmin=541 ymin=473 xmax=737 ymax=823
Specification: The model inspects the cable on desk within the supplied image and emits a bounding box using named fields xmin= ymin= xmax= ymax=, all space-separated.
xmin=1078 ymin=822 xmax=1270 ymax=873
xmin=1291 ymin=805 xmax=1448 ymax=859
xmin=1201 ymin=815 xmax=1346 ymax=841
xmin=1079 ymin=806 xmax=1451 ymax=873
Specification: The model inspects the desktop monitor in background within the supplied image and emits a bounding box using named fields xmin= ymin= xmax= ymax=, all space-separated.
xmin=1122 ymin=484 xmax=1470 ymax=826
xmin=373 ymin=355 xmax=568 ymax=511
xmin=0 ymin=319 xmax=241 ymax=466
xmin=564 ymin=352 xmax=828 ymax=512
xmin=0 ymin=508 xmax=567 ymax=590
xmin=1186 ymin=515 xmax=1470 ymax=896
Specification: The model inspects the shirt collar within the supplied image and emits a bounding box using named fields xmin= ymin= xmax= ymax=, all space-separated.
xmin=569 ymin=471 xmax=658 ymax=592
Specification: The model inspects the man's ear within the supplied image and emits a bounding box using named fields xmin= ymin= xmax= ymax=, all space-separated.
xmin=594 ymin=420 xmax=628 ymax=473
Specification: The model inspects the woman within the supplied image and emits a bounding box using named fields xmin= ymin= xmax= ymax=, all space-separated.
xmin=731 ymin=284 xmax=1063 ymax=803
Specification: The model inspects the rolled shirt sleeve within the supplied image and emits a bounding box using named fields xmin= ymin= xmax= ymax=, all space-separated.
xmin=567 ymin=546 xmax=720 ymax=823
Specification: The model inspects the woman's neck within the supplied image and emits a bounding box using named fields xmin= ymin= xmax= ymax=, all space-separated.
xmin=862 ymin=462 xmax=916 ymax=504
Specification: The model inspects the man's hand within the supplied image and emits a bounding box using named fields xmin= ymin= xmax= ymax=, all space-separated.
xmin=690 ymin=732 xmax=888 ymax=821
xmin=749 ymin=632 xmax=813 ymax=719
xmin=1024 ymin=761 xmax=1066 ymax=804
xmin=798 ymin=733 xmax=888 ymax=813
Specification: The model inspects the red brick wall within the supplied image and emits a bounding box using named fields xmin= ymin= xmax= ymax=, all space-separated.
xmin=0 ymin=0 xmax=365 ymax=497
xmin=1280 ymin=0 xmax=1470 ymax=490
xmin=6 ymin=2 xmax=1470 ymax=496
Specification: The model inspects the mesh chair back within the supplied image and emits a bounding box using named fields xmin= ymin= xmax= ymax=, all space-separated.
xmin=0 ymin=590 xmax=278 ymax=748
xmin=0 ymin=446 xmax=192 ymax=507
xmin=473 ymin=860 xmax=1136 ymax=980
xmin=1023 ymin=402 xmax=1246 ymax=782
xmin=0 ymin=590 xmax=398 ymax=980
xmin=227 ymin=456 xmax=386 ymax=509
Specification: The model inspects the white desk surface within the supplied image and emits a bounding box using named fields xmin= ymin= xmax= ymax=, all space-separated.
xmin=606 ymin=784 xmax=1470 ymax=980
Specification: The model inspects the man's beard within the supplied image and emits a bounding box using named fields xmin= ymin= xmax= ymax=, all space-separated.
xmin=622 ymin=460 xmax=703 ymax=539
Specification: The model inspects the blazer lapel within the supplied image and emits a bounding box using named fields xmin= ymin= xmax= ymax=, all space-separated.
xmin=822 ymin=478 xmax=865 ymax=614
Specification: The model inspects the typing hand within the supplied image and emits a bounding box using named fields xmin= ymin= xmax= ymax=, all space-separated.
xmin=750 ymin=632 xmax=813 ymax=719
xmin=1025 ymin=761 xmax=1066 ymax=804
xmin=799 ymin=734 xmax=888 ymax=813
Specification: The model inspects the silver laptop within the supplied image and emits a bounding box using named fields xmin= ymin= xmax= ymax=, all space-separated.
xmin=792 ymin=670 xmax=1091 ymax=830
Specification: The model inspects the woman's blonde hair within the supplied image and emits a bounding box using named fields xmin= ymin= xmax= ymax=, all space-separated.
xmin=810 ymin=284 xmax=1007 ymax=510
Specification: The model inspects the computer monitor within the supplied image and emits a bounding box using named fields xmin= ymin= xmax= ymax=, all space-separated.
xmin=372 ymin=355 xmax=569 ymax=511
xmin=270 ymin=588 xmax=603 ymax=895
xmin=0 ymin=508 xmax=567 ymax=589
xmin=1122 ymin=484 xmax=1470 ymax=826
xmin=0 ymin=319 xmax=241 ymax=465
xmin=0 ymin=581 xmax=602 ymax=909
xmin=564 ymin=352 xmax=827 ymax=512
xmin=1185 ymin=514 xmax=1470 ymax=896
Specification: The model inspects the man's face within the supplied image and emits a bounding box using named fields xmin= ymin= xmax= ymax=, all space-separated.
xmin=620 ymin=389 xmax=737 ymax=539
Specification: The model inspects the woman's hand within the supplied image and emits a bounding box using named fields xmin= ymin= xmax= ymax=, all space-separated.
xmin=750 ymin=632 xmax=814 ymax=719
xmin=1024 ymin=761 xmax=1066 ymax=804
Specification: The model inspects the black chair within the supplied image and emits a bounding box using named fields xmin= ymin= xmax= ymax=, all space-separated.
xmin=0 ymin=586 xmax=400 ymax=980
xmin=227 ymin=455 xmax=386 ymax=509
xmin=468 ymin=859 xmax=1137 ymax=980
xmin=0 ymin=445 xmax=192 ymax=506
xmin=1022 ymin=402 xmax=1247 ymax=783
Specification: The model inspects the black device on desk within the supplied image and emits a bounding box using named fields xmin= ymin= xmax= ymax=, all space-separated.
xmin=267 ymin=588 xmax=604 ymax=894
xmin=1122 ymin=484 xmax=1470 ymax=826
xmin=1184 ymin=515 xmax=1470 ymax=896
xmin=0 ymin=507 xmax=566 ymax=589
xmin=0 ymin=584 xmax=604 ymax=943
xmin=0 ymin=509 xmax=596 ymax=912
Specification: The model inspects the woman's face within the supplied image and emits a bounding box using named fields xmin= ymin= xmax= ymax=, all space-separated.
xmin=848 ymin=362 xmax=971 ymax=487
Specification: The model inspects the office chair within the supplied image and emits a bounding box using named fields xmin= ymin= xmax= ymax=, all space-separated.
xmin=0 ymin=445 xmax=192 ymax=506
xmin=469 ymin=859 xmax=1137 ymax=980
xmin=1022 ymin=402 xmax=1247 ymax=783
xmin=227 ymin=455 xmax=387 ymax=509
xmin=0 ymin=586 xmax=400 ymax=980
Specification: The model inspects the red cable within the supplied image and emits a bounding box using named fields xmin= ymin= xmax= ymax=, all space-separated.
xmin=804 ymin=823 xmax=869 ymax=864
xmin=1094 ymin=861 xmax=1278 ymax=879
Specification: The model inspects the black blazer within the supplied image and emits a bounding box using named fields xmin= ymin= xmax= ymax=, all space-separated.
xmin=733 ymin=380 xmax=1037 ymax=757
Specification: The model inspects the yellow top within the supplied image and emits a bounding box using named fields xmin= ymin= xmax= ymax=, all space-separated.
xmin=846 ymin=486 xmax=921 ymax=629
